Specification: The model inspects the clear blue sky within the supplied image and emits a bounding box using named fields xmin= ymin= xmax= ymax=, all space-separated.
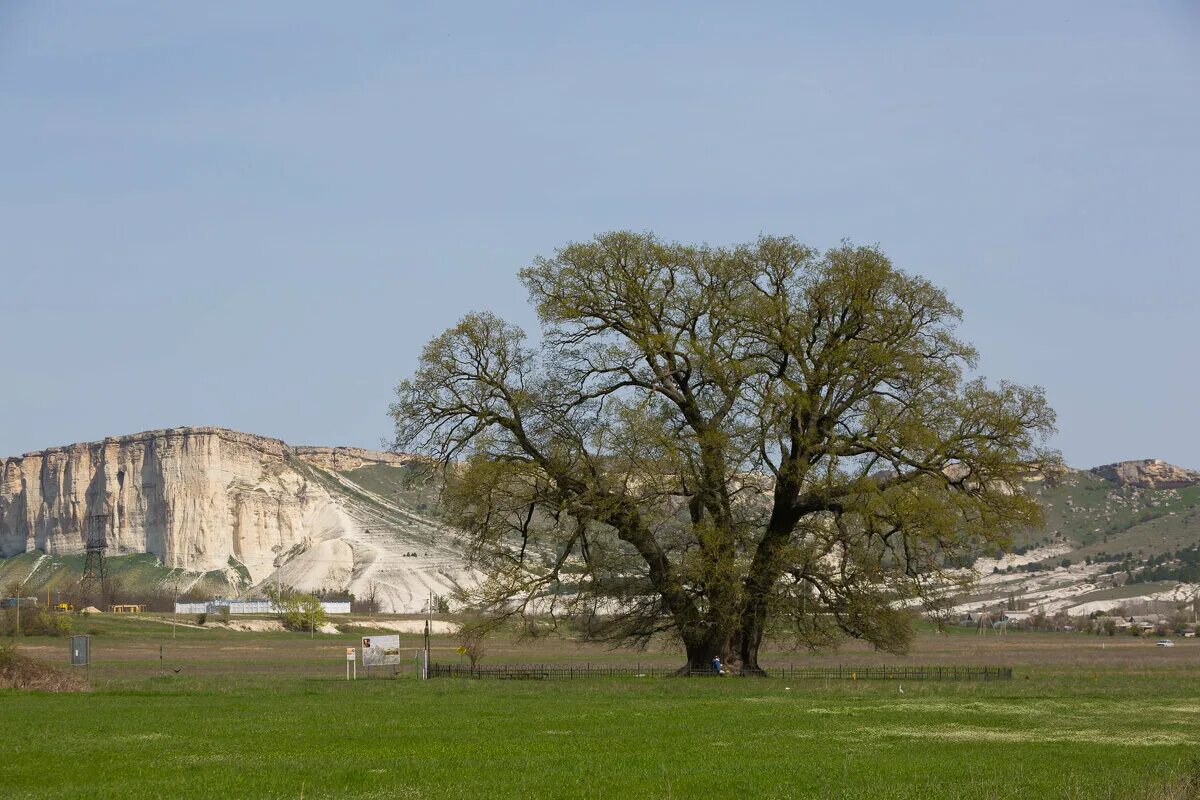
xmin=1 ymin=2 xmax=1197 ymax=468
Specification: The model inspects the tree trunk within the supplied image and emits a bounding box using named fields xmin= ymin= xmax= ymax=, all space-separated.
xmin=737 ymin=608 xmax=768 ymax=676
xmin=737 ymin=491 xmax=805 ymax=677
xmin=680 ymin=629 xmax=733 ymax=674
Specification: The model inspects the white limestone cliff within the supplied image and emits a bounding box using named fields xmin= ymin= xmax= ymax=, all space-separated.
xmin=0 ymin=427 xmax=471 ymax=611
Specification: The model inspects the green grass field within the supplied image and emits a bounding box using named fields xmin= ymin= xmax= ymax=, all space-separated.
xmin=4 ymin=617 xmax=1200 ymax=799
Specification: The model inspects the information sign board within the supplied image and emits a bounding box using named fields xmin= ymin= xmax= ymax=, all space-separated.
xmin=361 ymin=635 xmax=402 ymax=667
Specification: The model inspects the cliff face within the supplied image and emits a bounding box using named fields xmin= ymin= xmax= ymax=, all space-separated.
xmin=0 ymin=428 xmax=342 ymax=576
xmin=0 ymin=428 xmax=468 ymax=610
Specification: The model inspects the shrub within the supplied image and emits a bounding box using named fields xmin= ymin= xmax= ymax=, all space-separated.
xmin=15 ymin=610 xmax=73 ymax=637
xmin=196 ymin=613 xmax=208 ymax=626
xmin=277 ymin=594 xmax=326 ymax=633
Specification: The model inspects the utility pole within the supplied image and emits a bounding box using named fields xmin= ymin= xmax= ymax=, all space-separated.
xmin=422 ymin=590 xmax=432 ymax=680
xmin=172 ymin=571 xmax=182 ymax=640
xmin=14 ymin=564 xmax=37 ymax=637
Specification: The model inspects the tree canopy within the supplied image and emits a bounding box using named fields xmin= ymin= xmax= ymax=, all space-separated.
xmin=391 ymin=232 xmax=1056 ymax=671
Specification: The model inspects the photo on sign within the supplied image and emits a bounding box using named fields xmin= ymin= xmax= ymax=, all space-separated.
xmin=361 ymin=634 xmax=402 ymax=667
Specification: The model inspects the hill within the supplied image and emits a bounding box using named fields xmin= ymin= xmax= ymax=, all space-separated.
xmin=3 ymin=427 xmax=1197 ymax=618
xmin=952 ymin=461 xmax=1200 ymax=618
xmin=0 ymin=427 xmax=472 ymax=612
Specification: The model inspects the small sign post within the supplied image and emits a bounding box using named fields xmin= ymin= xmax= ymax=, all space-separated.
xmin=346 ymin=647 xmax=356 ymax=681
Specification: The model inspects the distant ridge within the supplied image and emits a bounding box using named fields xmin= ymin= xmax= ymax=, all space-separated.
xmin=1089 ymin=459 xmax=1200 ymax=490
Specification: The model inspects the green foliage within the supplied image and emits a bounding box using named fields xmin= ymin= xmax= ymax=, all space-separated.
xmin=276 ymin=593 xmax=326 ymax=632
xmin=0 ymin=551 xmax=233 ymax=611
xmin=392 ymin=232 xmax=1056 ymax=668
xmin=2 ymin=607 xmax=72 ymax=637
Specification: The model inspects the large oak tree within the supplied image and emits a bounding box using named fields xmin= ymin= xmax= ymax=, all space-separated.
xmin=391 ymin=233 xmax=1055 ymax=672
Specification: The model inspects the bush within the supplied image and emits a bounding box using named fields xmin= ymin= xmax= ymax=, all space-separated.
xmin=35 ymin=610 xmax=72 ymax=637
xmin=4 ymin=609 xmax=73 ymax=638
xmin=277 ymin=594 xmax=326 ymax=633
xmin=0 ymin=642 xmax=14 ymax=669
xmin=195 ymin=613 xmax=208 ymax=626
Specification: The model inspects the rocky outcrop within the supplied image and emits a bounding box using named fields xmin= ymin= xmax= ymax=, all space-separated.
xmin=292 ymin=445 xmax=422 ymax=472
xmin=1090 ymin=459 xmax=1200 ymax=490
xmin=0 ymin=427 xmax=470 ymax=611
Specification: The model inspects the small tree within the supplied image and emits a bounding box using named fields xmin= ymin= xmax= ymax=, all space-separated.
xmin=278 ymin=594 xmax=327 ymax=633
xmin=457 ymin=621 xmax=488 ymax=668
xmin=352 ymin=583 xmax=381 ymax=615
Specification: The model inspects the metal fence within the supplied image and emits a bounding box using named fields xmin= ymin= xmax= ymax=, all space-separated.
xmin=427 ymin=663 xmax=1012 ymax=681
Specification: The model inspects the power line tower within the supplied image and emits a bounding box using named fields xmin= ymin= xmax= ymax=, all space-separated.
xmin=79 ymin=513 xmax=110 ymax=604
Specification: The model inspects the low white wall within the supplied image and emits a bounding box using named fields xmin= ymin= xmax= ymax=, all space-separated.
xmin=173 ymin=600 xmax=351 ymax=615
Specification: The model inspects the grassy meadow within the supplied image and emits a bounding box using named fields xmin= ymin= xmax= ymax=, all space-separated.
xmin=3 ymin=615 xmax=1200 ymax=799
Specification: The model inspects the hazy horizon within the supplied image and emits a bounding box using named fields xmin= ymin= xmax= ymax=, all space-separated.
xmin=2 ymin=3 xmax=1197 ymax=468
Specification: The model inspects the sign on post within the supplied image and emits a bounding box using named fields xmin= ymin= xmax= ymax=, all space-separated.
xmin=361 ymin=635 xmax=402 ymax=668
xmin=69 ymin=635 xmax=90 ymax=667
xmin=345 ymin=647 xmax=357 ymax=681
